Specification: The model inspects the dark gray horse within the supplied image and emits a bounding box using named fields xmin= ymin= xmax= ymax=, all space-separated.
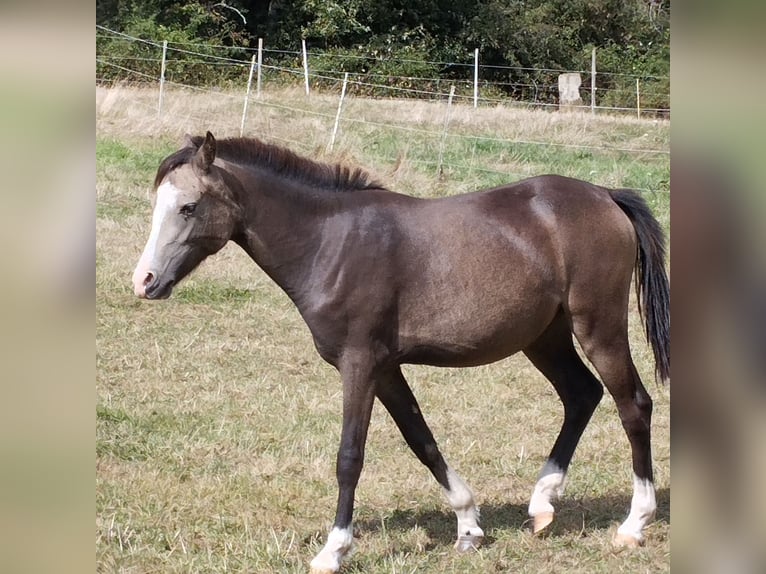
xmin=132 ymin=132 xmax=669 ymax=573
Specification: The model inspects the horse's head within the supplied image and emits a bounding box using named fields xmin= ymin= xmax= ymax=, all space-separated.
xmin=132 ymin=132 xmax=240 ymax=299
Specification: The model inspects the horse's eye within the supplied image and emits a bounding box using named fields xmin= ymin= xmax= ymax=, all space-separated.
xmin=180 ymin=203 xmax=197 ymax=217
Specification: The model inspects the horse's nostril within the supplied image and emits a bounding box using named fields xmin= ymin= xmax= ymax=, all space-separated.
xmin=143 ymin=272 xmax=154 ymax=286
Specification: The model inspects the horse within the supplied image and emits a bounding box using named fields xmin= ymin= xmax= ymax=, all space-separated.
xmin=131 ymin=132 xmax=669 ymax=573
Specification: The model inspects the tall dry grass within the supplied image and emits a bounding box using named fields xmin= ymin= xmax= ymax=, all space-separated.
xmin=96 ymin=84 xmax=669 ymax=191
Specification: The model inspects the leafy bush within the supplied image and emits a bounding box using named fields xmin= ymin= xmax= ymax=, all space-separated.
xmin=97 ymin=2 xmax=252 ymax=87
xmin=97 ymin=0 xmax=669 ymax=112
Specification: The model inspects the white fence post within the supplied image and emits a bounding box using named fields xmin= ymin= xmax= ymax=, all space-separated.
xmin=328 ymin=73 xmax=349 ymax=152
xmin=240 ymin=55 xmax=256 ymax=136
xmin=302 ymin=39 xmax=310 ymax=97
xmin=256 ymin=38 xmax=263 ymax=99
xmin=636 ymin=78 xmax=641 ymax=119
xmin=473 ymin=48 xmax=479 ymax=109
xmin=437 ymin=85 xmax=456 ymax=175
xmin=158 ymin=40 xmax=168 ymax=118
xmin=590 ymin=47 xmax=596 ymax=115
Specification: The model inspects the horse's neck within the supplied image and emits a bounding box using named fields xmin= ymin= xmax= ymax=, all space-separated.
xmin=235 ymin=172 xmax=337 ymax=299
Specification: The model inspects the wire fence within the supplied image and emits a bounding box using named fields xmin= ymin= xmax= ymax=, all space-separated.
xmin=96 ymin=25 xmax=670 ymax=116
xmin=96 ymin=25 xmax=669 ymax=196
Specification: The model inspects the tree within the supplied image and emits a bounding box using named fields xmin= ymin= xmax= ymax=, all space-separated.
xmin=97 ymin=0 xmax=669 ymax=109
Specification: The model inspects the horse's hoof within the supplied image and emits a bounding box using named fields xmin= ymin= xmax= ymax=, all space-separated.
xmin=613 ymin=532 xmax=642 ymax=548
xmin=454 ymin=534 xmax=482 ymax=552
xmin=309 ymin=556 xmax=340 ymax=574
xmin=531 ymin=511 xmax=554 ymax=535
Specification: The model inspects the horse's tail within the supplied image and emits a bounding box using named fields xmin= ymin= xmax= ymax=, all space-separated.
xmin=610 ymin=189 xmax=670 ymax=383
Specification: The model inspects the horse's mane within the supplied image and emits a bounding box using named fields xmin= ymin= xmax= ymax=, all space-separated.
xmin=155 ymin=136 xmax=385 ymax=193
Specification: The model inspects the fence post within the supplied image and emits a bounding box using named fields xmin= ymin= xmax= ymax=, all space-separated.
xmin=636 ymin=78 xmax=641 ymax=119
xmin=256 ymin=38 xmax=263 ymax=99
xmin=158 ymin=40 xmax=168 ymax=118
xmin=240 ymin=55 xmax=257 ymax=136
xmin=328 ymin=73 xmax=349 ymax=152
xmin=302 ymin=39 xmax=310 ymax=97
xmin=437 ymin=85 xmax=456 ymax=176
xmin=473 ymin=48 xmax=479 ymax=109
xmin=590 ymin=47 xmax=596 ymax=115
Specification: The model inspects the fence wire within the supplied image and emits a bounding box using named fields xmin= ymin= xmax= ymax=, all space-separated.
xmin=96 ymin=26 xmax=669 ymax=195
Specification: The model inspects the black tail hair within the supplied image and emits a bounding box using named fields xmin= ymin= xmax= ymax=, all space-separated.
xmin=610 ymin=189 xmax=670 ymax=382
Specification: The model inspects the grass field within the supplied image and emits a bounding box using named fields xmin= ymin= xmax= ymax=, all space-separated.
xmin=96 ymin=85 xmax=670 ymax=573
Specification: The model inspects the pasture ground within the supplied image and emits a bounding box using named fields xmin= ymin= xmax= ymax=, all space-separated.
xmin=97 ymin=86 xmax=670 ymax=573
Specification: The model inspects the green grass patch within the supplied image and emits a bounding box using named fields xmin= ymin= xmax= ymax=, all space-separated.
xmin=174 ymin=282 xmax=254 ymax=306
xmin=97 ymin=139 xmax=174 ymax=175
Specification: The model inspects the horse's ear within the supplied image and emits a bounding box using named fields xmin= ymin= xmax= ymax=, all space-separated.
xmin=181 ymin=133 xmax=197 ymax=149
xmin=193 ymin=131 xmax=216 ymax=173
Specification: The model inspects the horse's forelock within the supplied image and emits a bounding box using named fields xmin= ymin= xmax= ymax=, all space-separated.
xmin=153 ymin=145 xmax=197 ymax=190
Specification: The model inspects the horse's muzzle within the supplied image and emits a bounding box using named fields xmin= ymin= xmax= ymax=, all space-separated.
xmin=133 ymin=270 xmax=153 ymax=298
xmin=143 ymin=275 xmax=174 ymax=299
xmin=132 ymin=269 xmax=173 ymax=299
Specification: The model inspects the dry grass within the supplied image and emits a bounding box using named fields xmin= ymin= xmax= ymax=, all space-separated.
xmin=97 ymin=86 xmax=670 ymax=573
xmin=96 ymin=84 xmax=669 ymax=193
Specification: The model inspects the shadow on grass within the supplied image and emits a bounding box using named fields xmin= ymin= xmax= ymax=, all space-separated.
xmin=355 ymin=487 xmax=669 ymax=548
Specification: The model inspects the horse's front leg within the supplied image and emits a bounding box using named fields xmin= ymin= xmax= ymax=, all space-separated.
xmin=310 ymin=354 xmax=378 ymax=574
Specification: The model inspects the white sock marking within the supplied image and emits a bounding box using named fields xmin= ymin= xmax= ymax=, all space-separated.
xmin=528 ymin=465 xmax=566 ymax=517
xmin=310 ymin=526 xmax=354 ymax=572
xmin=444 ymin=466 xmax=483 ymax=539
xmin=617 ymin=474 xmax=656 ymax=541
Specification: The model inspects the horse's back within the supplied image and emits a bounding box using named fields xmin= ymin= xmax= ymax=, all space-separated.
xmin=397 ymin=174 xmax=635 ymax=289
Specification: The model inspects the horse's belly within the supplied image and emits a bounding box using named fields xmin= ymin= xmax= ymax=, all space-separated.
xmin=397 ymin=293 xmax=558 ymax=367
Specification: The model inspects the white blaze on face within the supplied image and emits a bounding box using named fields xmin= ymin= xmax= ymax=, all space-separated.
xmin=131 ymin=181 xmax=183 ymax=297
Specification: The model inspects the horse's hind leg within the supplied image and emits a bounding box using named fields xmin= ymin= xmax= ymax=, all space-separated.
xmin=522 ymin=310 xmax=604 ymax=534
xmin=376 ymin=367 xmax=484 ymax=551
xmin=572 ymin=308 xmax=656 ymax=547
